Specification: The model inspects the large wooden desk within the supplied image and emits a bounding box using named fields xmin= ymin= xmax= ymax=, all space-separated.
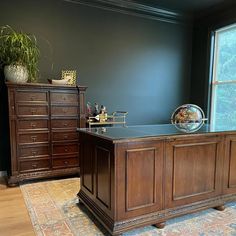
xmin=77 ymin=124 xmax=236 ymax=235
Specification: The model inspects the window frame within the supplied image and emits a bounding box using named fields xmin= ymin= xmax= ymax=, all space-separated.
xmin=209 ymin=23 xmax=236 ymax=128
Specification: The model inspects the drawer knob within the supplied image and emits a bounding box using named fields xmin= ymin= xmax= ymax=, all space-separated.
xmin=31 ymin=123 xmax=36 ymax=128
xmin=31 ymin=109 xmax=37 ymax=115
xmin=31 ymin=136 xmax=37 ymax=142
xmin=32 ymin=151 xmax=37 ymax=156
xmin=32 ymin=164 xmax=37 ymax=168
xmin=64 ymin=123 xmax=68 ymax=127
xmin=64 ymin=161 xmax=68 ymax=165
xmin=65 ymin=148 xmax=68 ymax=152
xmin=31 ymin=97 xmax=35 ymax=101
xmin=63 ymin=108 xmax=67 ymax=113
xmin=64 ymin=135 xmax=68 ymax=139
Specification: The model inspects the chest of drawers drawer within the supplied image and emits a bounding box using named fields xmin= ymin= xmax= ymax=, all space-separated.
xmin=51 ymin=106 xmax=78 ymax=116
xmin=18 ymin=132 xmax=49 ymax=144
xmin=18 ymin=120 xmax=49 ymax=130
xmin=53 ymin=143 xmax=78 ymax=155
xmin=19 ymin=145 xmax=50 ymax=158
xmin=51 ymin=92 xmax=78 ymax=104
xmin=16 ymin=91 xmax=48 ymax=102
xmin=52 ymin=156 xmax=79 ymax=169
xmin=51 ymin=119 xmax=77 ymax=129
xmin=17 ymin=105 xmax=48 ymax=116
xmin=52 ymin=131 xmax=78 ymax=141
xmin=19 ymin=159 xmax=50 ymax=173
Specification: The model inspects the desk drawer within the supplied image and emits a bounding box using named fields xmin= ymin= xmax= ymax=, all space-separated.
xmin=16 ymin=91 xmax=47 ymax=102
xmin=18 ymin=120 xmax=49 ymax=130
xmin=17 ymin=105 xmax=48 ymax=116
xmin=19 ymin=159 xmax=50 ymax=172
xmin=19 ymin=145 xmax=50 ymax=158
xmin=52 ymin=157 xmax=79 ymax=168
xmin=51 ymin=119 xmax=77 ymax=129
xmin=51 ymin=92 xmax=77 ymax=104
xmin=18 ymin=132 xmax=49 ymax=144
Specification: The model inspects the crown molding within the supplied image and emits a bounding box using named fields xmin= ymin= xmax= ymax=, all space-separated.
xmin=63 ymin=0 xmax=191 ymax=25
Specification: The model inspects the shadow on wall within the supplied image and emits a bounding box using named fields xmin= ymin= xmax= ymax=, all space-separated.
xmin=0 ymin=70 xmax=10 ymax=171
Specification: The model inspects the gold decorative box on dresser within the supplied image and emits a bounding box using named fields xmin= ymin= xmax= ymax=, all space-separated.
xmin=5 ymin=82 xmax=87 ymax=185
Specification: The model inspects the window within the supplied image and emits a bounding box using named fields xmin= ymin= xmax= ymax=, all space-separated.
xmin=210 ymin=24 xmax=236 ymax=129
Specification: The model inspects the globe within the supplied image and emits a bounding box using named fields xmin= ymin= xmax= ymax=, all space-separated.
xmin=171 ymin=104 xmax=206 ymax=133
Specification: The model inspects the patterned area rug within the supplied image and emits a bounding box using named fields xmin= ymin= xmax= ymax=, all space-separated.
xmin=20 ymin=178 xmax=236 ymax=236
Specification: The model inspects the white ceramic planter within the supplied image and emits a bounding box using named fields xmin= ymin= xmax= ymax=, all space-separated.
xmin=4 ymin=65 xmax=28 ymax=83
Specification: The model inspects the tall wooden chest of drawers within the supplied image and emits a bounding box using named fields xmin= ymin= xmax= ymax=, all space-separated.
xmin=5 ymin=82 xmax=87 ymax=185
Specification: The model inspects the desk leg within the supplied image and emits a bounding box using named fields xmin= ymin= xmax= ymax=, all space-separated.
xmin=214 ymin=205 xmax=225 ymax=211
xmin=153 ymin=222 xmax=166 ymax=229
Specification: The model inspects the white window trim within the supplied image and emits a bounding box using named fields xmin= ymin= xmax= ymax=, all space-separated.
xmin=210 ymin=23 xmax=236 ymax=129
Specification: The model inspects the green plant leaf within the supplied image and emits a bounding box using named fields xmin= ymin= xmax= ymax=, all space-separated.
xmin=0 ymin=25 xmax=40 ymax=82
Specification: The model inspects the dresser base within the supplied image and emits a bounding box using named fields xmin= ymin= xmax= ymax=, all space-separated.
xmin=8 ymin=167 xmax=79 ymax=186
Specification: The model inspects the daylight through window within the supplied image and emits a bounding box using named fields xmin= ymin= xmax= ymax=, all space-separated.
xmin=210 ymin=24 xmax=236 ymax=129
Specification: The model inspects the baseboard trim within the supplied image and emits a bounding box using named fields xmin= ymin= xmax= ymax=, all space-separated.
xmin=0 ymin=171 xmax=7 ymax=177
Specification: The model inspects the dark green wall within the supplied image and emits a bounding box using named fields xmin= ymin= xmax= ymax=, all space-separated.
xmin=0 ymin=0 xmax=192 ymax=124
xmin=0 ymin=0 xmax=193 ymax=170
xmin=190 ymin=24 xmax=210 ymax=113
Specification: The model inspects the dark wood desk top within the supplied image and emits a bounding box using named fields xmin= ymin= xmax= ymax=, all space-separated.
xmin=77 ymin=123 xmax=236 ymax=142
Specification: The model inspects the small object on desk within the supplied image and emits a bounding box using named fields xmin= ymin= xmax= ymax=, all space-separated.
xmin=94 ymin=115 xmax=100 ymax=121
xmin=99 ymin=105 xmax=107 ymax=122
xmin=87 ymin=111 xmax=128 ymax=128
xmin=171 ymin=104 xmax=207 ymax=133
xmin=86 ymin=102 xmax=92 ymax=117
xmin=94 ymin=102 xmax=99 ymax=116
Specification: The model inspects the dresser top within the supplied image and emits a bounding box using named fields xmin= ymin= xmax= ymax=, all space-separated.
xmin=5 ymin=81 xmax=87 ymax=91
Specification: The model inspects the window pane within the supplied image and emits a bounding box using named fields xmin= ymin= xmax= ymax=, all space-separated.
xmin=216 ymin=27 xmax=236 ymax=82
xmin=213 ymin=83 xmax=236 ymax=129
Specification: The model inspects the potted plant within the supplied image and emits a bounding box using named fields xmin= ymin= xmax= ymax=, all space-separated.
xmin=0 ymin=25 xmax=40 ymax=83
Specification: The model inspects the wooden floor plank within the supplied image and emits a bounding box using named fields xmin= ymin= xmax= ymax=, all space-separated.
xmin=0 ymin=177 xmax=35 ymax=236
